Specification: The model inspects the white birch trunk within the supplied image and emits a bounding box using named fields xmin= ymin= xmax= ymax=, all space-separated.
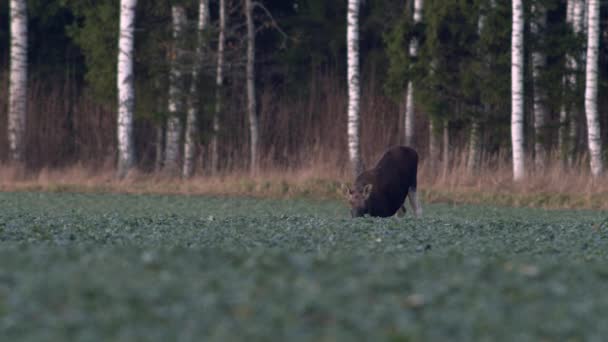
xmin=583 ymin=0 xmax=589 ymax=34
xmin=211 ymin=0 xmax=225 ymax=174
xmin=246 ymin=0 xmax=260 ymax=174
xmin=404 ymin=0 xmax=423 ymax=147
xmin=511 ymin=0 xmax=525 ymax=181
xmin=567 ymin=0 xmax=574 ymax=24
xmin=531 ymin=4 xmax=547 ymax=170
xmin=164 ymin=5 xmax=186 ymax=175
xmin=347 ymin=0 xmax=363 ymax=177
xmin=584 ymin=0 xmax=603 ymax=176
xmin=8 ymin=0 xmax=27 ymax=165
xmin=116 ymin=0 xmax=137 ymax=178
xmin=183 ymin=0 xmax=209 ymax=178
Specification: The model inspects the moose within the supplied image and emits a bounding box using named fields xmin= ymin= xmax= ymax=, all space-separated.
xmin=343 ymin=146 xmax=422 ymax=218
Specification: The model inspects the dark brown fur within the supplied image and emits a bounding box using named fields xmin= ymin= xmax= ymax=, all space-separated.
xmin=346 ymin=146 xmax=419 ymax=218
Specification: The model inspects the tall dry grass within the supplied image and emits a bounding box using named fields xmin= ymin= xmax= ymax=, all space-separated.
xmin=0 ymin=73 xmax=116 ymax=168
xmin=2 ymin=151 xmax=608 ymax=210
xmin=2 ymin=70 xmax=608 ymax=209
xmin=1 ymin=69 xmax=415 ymax=173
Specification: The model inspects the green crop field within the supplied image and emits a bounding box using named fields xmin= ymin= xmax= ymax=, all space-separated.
xmin=0 ymin=192 xmax=607 ymax=341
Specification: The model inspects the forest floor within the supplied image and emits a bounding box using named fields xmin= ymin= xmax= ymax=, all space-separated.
xmin=1 ymin=192 xmax=607 ymax=341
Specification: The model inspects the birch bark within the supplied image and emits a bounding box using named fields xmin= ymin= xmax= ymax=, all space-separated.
xmin=511 ymin=0 xmax=525 ymax=181
xmin=584 ymin=0 xmax=603 ymax=176
xmin=347 ymin=0 xmax=363 ymax=177
xmin=8 ymin=0 xmax=28 ymax=165
xmin=164 ymin=5 xmax=186 ymax=175
xmin=116 ymin=0 xmax=137 ymax=178
xmin=404 ymin=0 xmax=423 ymax=147
xmin=183 ymin=0 xmax=209 ymax=178
xmin=531 ymin=4 xmax=547 ymax=170
xmin=211 ymin=0 xmax=225 ymax=174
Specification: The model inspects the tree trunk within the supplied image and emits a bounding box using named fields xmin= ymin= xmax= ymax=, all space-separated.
xmin=164 ymin=5 xmax=186 ymax=175
xmin=246 ymin=0 xmax=260 ymax=175
xmin=467 ymin=120 xmax=480 ymax=174
xmin=347 ymin=0 xmax=363 ymax=177
xmin=211 ymin=0 xmax=225 ymax=174
xmin=584 ymin=0 xmax=603 ymax=176
xmin=404 ymin=0 xmax=423 ymax=147
xmin=469 ymin=1 xmax=490 ymax=174
xmin=183 ymin=0 xmax=209 ymax=178
xmin=155 ymin=123 xmax=164 ymax=173
xmin=568 ymin=106 xmax=577 ymax=166
xmin=428 ymin=120 xmax=439 ymax=175
xmin=116 ymin=0 xmax=137 ymax=178
xmin=8 ymin=0 xmax=27 ymax=165
xmin=511 ymin=0 xmax=525 ymax=181
xmin=531 ymin=4 xmax=547 ymax=171
xmin=558 ymin=106 xmax=567 ymax=165
xmin=442 ymin=120 xmax=449 ymax=180
xmin=560 ymin=0 xmax=584 ymax=166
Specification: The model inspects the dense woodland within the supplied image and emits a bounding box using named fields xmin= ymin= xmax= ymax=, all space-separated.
xmin=1 ymin=0 xmax=608 ymax=179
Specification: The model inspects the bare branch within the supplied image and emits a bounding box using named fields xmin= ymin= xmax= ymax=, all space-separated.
xmin=252 ymin=1 xmax=289 ymax=47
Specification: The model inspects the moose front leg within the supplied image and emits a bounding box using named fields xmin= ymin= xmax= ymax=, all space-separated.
xmin=396 ymin=205 xmax=407 ymax=217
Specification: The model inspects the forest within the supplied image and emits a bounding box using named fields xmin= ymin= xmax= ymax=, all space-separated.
xmin=1 ymin=0 xmax=607 ymax=184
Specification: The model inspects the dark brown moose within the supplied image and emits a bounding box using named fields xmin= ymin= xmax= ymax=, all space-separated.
xmin=343 ymin=146 xmax=422 ymax=218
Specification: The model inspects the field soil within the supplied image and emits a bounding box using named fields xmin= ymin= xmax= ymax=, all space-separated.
xmin=1 ymin=192 xmax=607 ymax=341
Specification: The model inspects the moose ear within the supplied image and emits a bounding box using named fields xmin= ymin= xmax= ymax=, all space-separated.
xmin=340 ymin=183 xmax=353 ymax=198
xmin=362 ymin=184 xmax=373 ymax=199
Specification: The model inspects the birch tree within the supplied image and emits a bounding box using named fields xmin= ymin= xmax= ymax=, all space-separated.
xmin=183 ymin=0 xmax=209 ymax=178
xmin=584 ymin=0 xmax=602 ymax=176
xmin=245 ymin=0 xmax=260 ymax=174
xmin=164 ymin=5 xmax=186 ymax=175
xmin=8 ymin=0 xmax=28 ymax=165
xmin=404 ymin=0 xmax=423 ymax=147
xmin=116 ymin=0 xmax=137 ymax=178
xmin=531 ymin=3 xmax=547 ymax=170
xmin=511 ymin=0 xmax=525 ymax=181
xmin=211 ymin=0 xmax=225 ymax=174
xmin=347 ymin=0 xmax=363 ymax=177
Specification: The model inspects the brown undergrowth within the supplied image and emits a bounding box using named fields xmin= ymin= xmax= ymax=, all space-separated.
xmin=2 ymin=156 xmax=608 ymax=210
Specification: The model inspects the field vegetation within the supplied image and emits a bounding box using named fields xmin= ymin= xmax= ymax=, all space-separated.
xmin=1 ymin=192 xmax=607 ymax=341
